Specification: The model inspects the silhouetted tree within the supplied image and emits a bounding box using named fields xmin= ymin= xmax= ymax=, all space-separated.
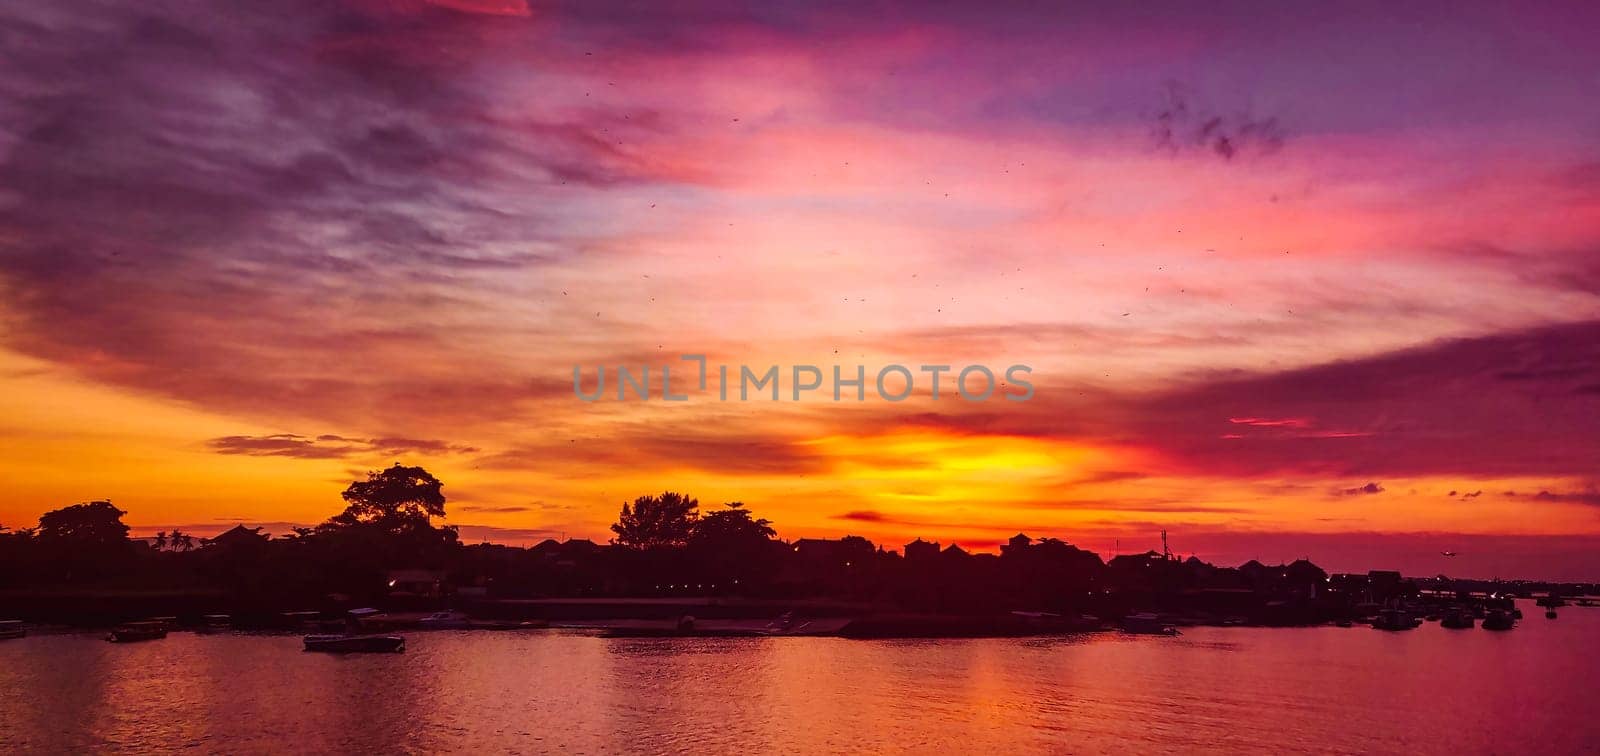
xmin=0 ymin=524 xmax=26 ymax=588
xmin=38 ymin=500 xmax=129 ymax=548
xmin=686 ymin=502 xmax=780 ymax=590
xmin=328 ymin=464 xmax=447 ymax=533
xmin=611 ymin=492 xmax=698 ymax=550
xmin=690 ymin=502 xmax=775 ymax=545
xmin=34 ymin=500 xmax=131 ymax=581
xmin=301 ymin=465 xmax=461 ymax=593
xmin=154 ymin=531 xmax=168 ymax=551
xmin=170 ymin=530 xmax=195 ymax=552
xmin=279 ymin=526 xmax=314 ymax=541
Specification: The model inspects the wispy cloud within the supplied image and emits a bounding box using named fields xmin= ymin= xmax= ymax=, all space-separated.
xmin=208 ymin=434 xmax=477 ymax=459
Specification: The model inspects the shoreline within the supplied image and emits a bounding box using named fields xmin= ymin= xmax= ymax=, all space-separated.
xmin=2 ymin=596 xmax=1578 ymax=640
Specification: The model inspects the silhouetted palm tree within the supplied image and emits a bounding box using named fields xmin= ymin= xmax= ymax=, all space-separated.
xmin=154 ymin=531 xmax=168 ymax=551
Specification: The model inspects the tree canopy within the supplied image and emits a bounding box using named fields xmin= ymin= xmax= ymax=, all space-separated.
xmin=689 ymin=502 xmax=775 ymax=548
xmin=328 ymin=464 xmax=447 ymax=533
xmin=611 ymin=491 xmax=699 ymax=550
xmin=37 ymin=500 xmax=129 ymax=547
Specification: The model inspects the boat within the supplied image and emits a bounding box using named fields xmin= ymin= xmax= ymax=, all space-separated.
xmin=1371 ymin=608 xmax=1420 ymax=631
xmin=1440 ymin=608 xmax=1474 ymax=629
xmin=599 ymin=615 xmax=762 ymax=638
xmin=1120 ymin=613 xmax=1179 ymax=636
xmin=109 ymin=620 xmax=169 ymax=643
xmin=0 ymin=620 xmax=25 ymax=640
xmin=481 ymin=619 xmax=550 ymax=631
xmin=1536 ymin=595 xmax=1568 ymax=608
xmin=1546 ymin=610 xmax=1558 ymax=619
xmin=280 ymin=611 xmax=323 ymax=630
xmin=599 ymin=626 xmax=768 ymax=638
xmin=1334 ymin=619 xmax=1354 ymax=628
xmin=1482 ymin=609 xmax=1515 ymax=631
xmin=303 ymin=634 xmax=405 ymax=653
xmin=762 ymin=612 xmax=856 ymax=636
xmin=195 ymin=614 xmax=232 ymax=633
xmin=418 ymin=611 xmax=472 ymax=629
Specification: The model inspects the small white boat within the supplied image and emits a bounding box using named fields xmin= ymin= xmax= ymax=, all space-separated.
xmin=1121 ymin=613 xmax=1178 ymax=635
xmin=418 ymin=611 xmax=472 ymax=629
xmin=195 ymin=614 xmax=232 ymax=633
xmin=0 ymin=620 xmax=25 ymax=640
xmin=303 ymin=634 xmax=405 ymax=653
xmin=109 ymin=620 xmax=169 ymax=643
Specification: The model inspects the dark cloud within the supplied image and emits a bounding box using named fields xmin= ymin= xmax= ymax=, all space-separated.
xmin=476 ymin=421 xmax=832 ymax=476
xmin=1152 ymin=82 xmax=1285 ymax=161
xmin=1338 ymin=482 xmax=1385 ymax=497
xmin=836 ymin=510 xmax=890 ymax=523
xmin=0 ymin=0 xmax=667 ymax=431
xmin=1113 ymin=319 xmax=1600 ymax=478
xmin=1532 ymin=490 xmax=1600 ymax=506
xmin=1073 ymin=470 xmax=1148 ymax=485
xmin=827 ymin=319 xmax=1600 ymax=481
xmin=207 ymin=433 xmax=476 ymax=459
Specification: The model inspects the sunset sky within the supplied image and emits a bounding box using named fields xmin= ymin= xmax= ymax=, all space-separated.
xmin=2 ymin=0 xmax=1598 ymax=579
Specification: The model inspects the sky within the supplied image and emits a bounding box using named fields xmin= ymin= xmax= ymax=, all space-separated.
xmin=1 ymin=0 xmax=1598 ymax=579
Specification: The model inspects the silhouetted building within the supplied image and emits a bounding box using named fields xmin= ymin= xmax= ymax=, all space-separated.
xmin=904 ymin=538 xmax=940 ymax=561
xmin=209 ymin=524 xmax=269 ymax=550
xmin=1368 ymin=570 xmax=1403 ymax=603
xmin=1001 ymin=533 xmax=1032 ymax=558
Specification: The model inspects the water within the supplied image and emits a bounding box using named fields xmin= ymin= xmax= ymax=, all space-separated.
xmin=2 ymin=602 xmax=1595 ymax=754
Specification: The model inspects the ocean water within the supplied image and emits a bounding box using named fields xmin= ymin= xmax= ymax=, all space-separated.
xmin=2 ymin=601 xmax=1595 ymax=754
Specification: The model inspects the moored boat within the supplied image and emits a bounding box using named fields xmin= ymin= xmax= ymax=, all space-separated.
xmin=478 ymin=619 xmax=550 ymax=631
xmin=1440 ymin=608 xmax=1474 ymax=629
xmin=281 ymin=610 xmax=323 ymax=630
xmin=1371 ymin=608 xmax=1420 ymax=631
xmin=1120 ymin=613 xmax=1179 ymax=636
xmin=1482 ymin=609 xmax=1515 ymax=631
xmin=418 ymin=611 xmax=472 ymax=629
xmin=599 ymin=615 xmax=762 ymax=638
xmin=109 ymin=620 xmax=168 ymax=643
xmin=303 ymin=634 xmax=405 ymax=653
xmin=0 ymin=620 xmax=25 ymax=639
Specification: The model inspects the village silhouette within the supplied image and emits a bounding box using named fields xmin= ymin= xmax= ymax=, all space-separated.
xmin=1 ymin=464 xmax=1590 ymax=637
